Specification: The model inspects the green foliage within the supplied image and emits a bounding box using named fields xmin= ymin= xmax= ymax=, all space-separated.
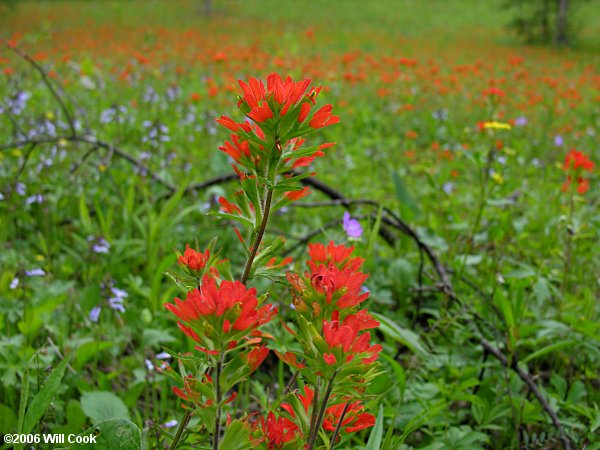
xmin=0 ymin=0 xmax=599 ymax=449
xmin=80 ymin=391 xmax=130 ymax=424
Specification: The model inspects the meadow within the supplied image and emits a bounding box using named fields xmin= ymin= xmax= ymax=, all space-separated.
xmin=1 ymin=1 xmax=599 ymax=449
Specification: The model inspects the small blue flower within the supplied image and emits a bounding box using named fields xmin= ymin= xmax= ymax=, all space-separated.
xmin=163 ymin=420 xmax=178 ymax=428
xmin=554 ymin=135 xmax=564 ymax=147
xmin=343 ymin=212 xmax=363 ymax=239
xmin=25 ymin=268 xmax=45 ymax=277
xmin=89 ymin=306 xmax=101 ymax=323
xmin=515 ymin=116 xmax=528 ymax=126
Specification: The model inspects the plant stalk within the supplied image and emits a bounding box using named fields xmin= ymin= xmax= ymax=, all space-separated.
xmin=241 ymin=187 xmax=274 ymax=283
xmin=329 ymin=402 xmax=350 ymax=449
xmin=213 ymin=353 xmax=225 ymax=450
xmin=307 ymin=372 xmax=336 ymax=450
xmin=168 ymin=410 xmax=192 ymax=450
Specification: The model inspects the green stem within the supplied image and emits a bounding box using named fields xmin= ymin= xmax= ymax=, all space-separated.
xmin=213 ymin=353 xmax=225 ymax=450
xmin=561 ymin=192 xmax=575 ymax=300
xmin=307 ymin=373 xmax=336 ymax=450
xmin=241 ymin=187 xmax=274 ymax=284
xmin=168 ymin=410 xmax=192 ymax=450
xmin=329 ymin=402 xmax=350 ymax=449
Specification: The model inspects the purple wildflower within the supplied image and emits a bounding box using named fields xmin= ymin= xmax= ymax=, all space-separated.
xmin=25 ymin=268 xmax=45 ymax=277
xmin=515 ymin=116 xmax=527 ymax=126
xmin=89 ymin=306 xmax=101 ymax=323
xmin=554 ymin=135 xmax=564 ymax=147
xmin=163 ymin=420 xmax=178 ymax=428
xmin=343 ymin=212 xmax=363 ymax=239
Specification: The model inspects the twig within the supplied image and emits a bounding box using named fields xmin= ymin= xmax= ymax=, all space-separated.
xmin=6 ymin=42 xmax=77 ymax=137
xmin=479 ymin=339 xmax=572 ymax=450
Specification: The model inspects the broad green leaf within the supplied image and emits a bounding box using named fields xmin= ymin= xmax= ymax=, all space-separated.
xmin=0 ymin=402 xmax=17 ymax=432
xmin=220 ymin=419 xmax=253 ymax=450
xmin=69 ymin=418 xmax=141 ymax=450
xmin=81 ymin=391 xmax=130 ymax=424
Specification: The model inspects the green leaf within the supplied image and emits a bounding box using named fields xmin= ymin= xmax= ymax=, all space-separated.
xmin=365 ymin=404 xmax=384 ymax=450
xmin=16 ymin=363 xmax=30 ymax=438
xmin=23 ymin=353 xmax=73 ymax=434
xmin=0 ymin=402 xmax=17 ymax=432
xmin=391 ymin=170 xmax=420 ymax=218
xmin=220 ymin=419 xmax=253 ymax=450
xmin=69 ymin=419 xmax=141 ymax=450
xmin=372 ymin=312 xmax=427 ymax=357
xmin=74 ymin=341 xmax=114 ymax=370
xmin=522 ymin=340 xmax=578 ymax=363
xmin=80 ymin=391 xmax=130 ymax=424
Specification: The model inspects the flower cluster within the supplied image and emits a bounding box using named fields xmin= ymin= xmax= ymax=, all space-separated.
xmin=248 ymin=241 xmax=380 ymax=448
xmin=216 ymin=73 xmax=338 ymax=179
xmin=561 ymin=149 xmax=595 ymax=195
xmin=165 ymin=276 xmax=276 ymax=355
xmin=163 ymin=74 xmax=377 ymax=450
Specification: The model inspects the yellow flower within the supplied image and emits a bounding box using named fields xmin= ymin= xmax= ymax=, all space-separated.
xmin=58 ymin=139 xmax=68 ymax=147
xmin=99 ymin=164 xmax=107 ymax=172
xmin=35 ymin=254 xmax=45 ymax=262
xmin=11 ymin=149 xmax=22 ymax=157
xmin=491 ymin=172 xmax=504 ymax=184
xmin=46 ymin=111 xmax=55 ymax=120
xmin=483 ymin=121 xmax=511 ymax=131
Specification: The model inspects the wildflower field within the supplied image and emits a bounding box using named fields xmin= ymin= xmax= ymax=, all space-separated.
xmin=1 ymin=1 xmax=599 ymax=449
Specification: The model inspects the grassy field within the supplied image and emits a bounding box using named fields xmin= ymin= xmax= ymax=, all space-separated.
xmin=1 ymin=1 xmax=599 ymax=449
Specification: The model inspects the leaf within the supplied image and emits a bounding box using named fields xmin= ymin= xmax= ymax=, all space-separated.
xmin=372 ymin=312 xmax=427 ymax=357
xmin=522 ymin=340 xmax=578 ymax=363
xmin=23 ymin=353 xmax=73 ymax=434
xmin=141 ymin=329 xmax=176 ymax=348
xmin=0 ymin=402 xmax=17 ymax=432
xmin=365 ymin=404 xmax=384 ymax=450
xmin=220 ymin=419 xmax=253 ymax=450
xmin=16 ymin=363 xmax=29 ymax=438
xmin=68 ymin=418 xmax=141 ymax=450
xmin=391 ymin=170 xmax=420 ymax=217
xmin=74 ymin=341 xmax=114 ymax=370
xmin=81 ymin=391 xmax=130 ymax=424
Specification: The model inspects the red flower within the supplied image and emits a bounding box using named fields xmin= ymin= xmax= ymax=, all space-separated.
xmin=283 ymin=387 xmax=375 ymax=435
xmin=178 ymin=245 xmax=210 ymax=272
xmin=216 ymin=115 xmax=251 ymax=133
xmin=164 ymin=277 xmax=276 ymax=352
xmin=244 ymin=345 xmax=269 ymax=373
xmin=256 ymin=412 xmax=300 ymax=449
xmin=274 ymin=351 xmax=306 ymax=369
xmin=482 ymin=87 xmax=505 ymax=98
xmin=248 ymin=102 xmax=274 ymax=123
xmin=298 ymin=102 xmax=311 ymax=123
xmin=219 ymin=134 xmax=251 ymax=164
xmin=309 ymin=104 xmax=340 ymax=129
xmin=322 ymin=312 xmax=381 ymax=365
xmin=218 ymin=196 xmax=241 ymax=214
xmin=323 ymin=402 xmax=375 ymax=433
xmin=308 ymin=241 xmax=363 ymax=270
xmin=563 ymin=149 xmax=594 ymax=172
xmin=284 ymin=187 xmax=310 ymax=202
xmin=562 ymin=149 xmax=595 ymax=195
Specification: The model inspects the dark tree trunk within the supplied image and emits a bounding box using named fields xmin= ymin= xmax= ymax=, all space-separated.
xmin=555 ymin=0 xmax=569 ymax=46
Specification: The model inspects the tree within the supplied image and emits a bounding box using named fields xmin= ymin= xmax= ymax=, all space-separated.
xmin=503 ymin=0 xmax=587 ymax=46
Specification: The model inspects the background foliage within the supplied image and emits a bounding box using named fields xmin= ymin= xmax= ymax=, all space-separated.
xmin=1 ymin=1 xmax=599 ymax=449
